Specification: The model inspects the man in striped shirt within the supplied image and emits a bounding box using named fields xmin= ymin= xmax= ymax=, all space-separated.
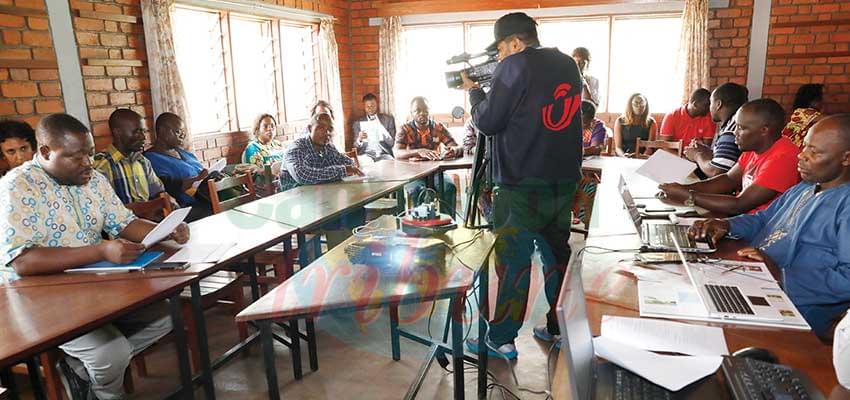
xmin=683 ymin=82 xmax=748 ymax=178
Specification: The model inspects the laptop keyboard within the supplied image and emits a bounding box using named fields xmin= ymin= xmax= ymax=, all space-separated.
xmin=614 ymin=368 xmax=673 ymax=400
xmin=722 ymin=356 xmax=823 ymax=400
xmin=706 ymin=284 xmax=755 ymax=315
xmin=649 ymin=224 xmax=692 ymax=248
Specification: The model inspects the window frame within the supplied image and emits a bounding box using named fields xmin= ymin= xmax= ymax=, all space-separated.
xmin=172 ymin=4 xmax=320 ymax=137
xmin=399 ymin=11 xmax=683 ymax=117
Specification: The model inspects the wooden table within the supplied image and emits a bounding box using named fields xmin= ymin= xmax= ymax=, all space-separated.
xmin=236 ymin=215 xmax=496 ymax=400
xmin=552 ymin=156 xmax=839 ymax=399
xmin=0 ymin=276 xmax=201 ymax=399
xmin=355 ymin=159 xmax=438 ymax=183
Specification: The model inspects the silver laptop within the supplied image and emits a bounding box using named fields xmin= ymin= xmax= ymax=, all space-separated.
xmin=556 ymin=253 xmax=721 ymax=399
xmin=617 ymin=175 xmax=715 ymax=253
xmin=669 ymin=234 xmax=784 ymax=323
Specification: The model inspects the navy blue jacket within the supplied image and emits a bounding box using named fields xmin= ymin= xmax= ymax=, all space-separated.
xmin=470 ymin=46 xmax=583 ymax=186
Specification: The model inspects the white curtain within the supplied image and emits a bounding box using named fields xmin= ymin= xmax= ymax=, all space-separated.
xmin=140 ymin=0 xmax=192 ymax=148
xmin=318 ymin=18 xmax=345 ymax=149
xmin=379 ymin=16 xmax=402 ymax=118
xmin=676 ymin=0 xmax=710 ymax=103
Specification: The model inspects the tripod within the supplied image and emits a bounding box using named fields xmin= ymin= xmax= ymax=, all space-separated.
xmin=464 ymin=132 xmax=492 ymax=229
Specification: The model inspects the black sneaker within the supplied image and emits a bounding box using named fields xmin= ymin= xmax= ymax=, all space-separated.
xmin=57 ymin=358 xmax=91 ymax=400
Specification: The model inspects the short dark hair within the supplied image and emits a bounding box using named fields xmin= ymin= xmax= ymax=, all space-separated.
xmin=572 ymin=47 xmax=590 ymax=61
xmin=36 ymin=113 xmax=89 ymax=145
xmin=251 ymin=113 xmax=276 ymax=139
xmin=362 ymin=93 xmax=378 ymax=102
xmin=410 ymin=96 xmax=428 ymax=108
xmin=712 ymin=83 xmax=748 ymax=111
xmin=581 ymin=100 xmax=597 ymax=120
xmin=310 ymin=100 xmax=334 ymax=120
xmin=742 ymin=98 xmax=786 ymax=136
xmin=154 ymin=112 xmax=180 ymax=134
xmin=506 ymin=31 xmax=539 ymax=46
xmin=108 ymin=108 xmax=142 ymax=132
xmin=690 ymin=88 xmax=711 ymax=103
xmin=792 ymin=84 xmax=823 ymax=110
xmin=0 ymin=120 xmax=36 ymax=149
xmin=310 ymin=112 xmax=334 ymax=132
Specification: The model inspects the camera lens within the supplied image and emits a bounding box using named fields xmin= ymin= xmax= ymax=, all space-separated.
xmin=445 ymin=71 xmax=462 ymax=89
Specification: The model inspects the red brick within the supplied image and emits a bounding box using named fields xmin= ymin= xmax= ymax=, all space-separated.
xmin=86 ymin=93 xmax=109 ymax=107
xmin=39 ymin=82 xmax=61 ymax=97
xmin=84 ymin=78 xmax=113 ymax=91
xmin=22 ymin=30 xmax=52 ymax=47
xmin=14 ymin=100 xmax=33 ymax=114
xmin=812 ymin=4 xmax=840 ymax=14
xmin=14 ymin=0 xmax=45 ymax=10
xmin=32 ymin=48 xmax=55 ymax=61
xmin=100 ymin=33 xmax=127 ymax=47
xmin=0 ymin=14 xmax=25 ymax=27
xmin=35 ymin=99 xmax=63 ymax=114
xmin=0 ymin=69 xmax=8 ymax=80
xmin=23 ymin=16 xmax=48 ymax=31
xmin=1 ymin=82 xmax=38 ymax=97
xmin=0 ymin=48 xmax=30 ymax=59
xmin=82 ymin=65 xmax=104 ymax=76
xmin=2 ymin=30 xmax=20 ymax=45
xmin=69 ymin=0 xmax=93 ymax=11
xmin=94 ymin=3 xmax=122 ymax=13
xmin=104 ymin=20 xmax=118 ymax=32
xmin=90 ymin=107 xmax=118 ymax=122
xmin=0 ymin=101 xmax=15 ymax=115
xmin=79 ymin=48 xmax=109 ymax=59
xmin=74 ymin=17 xmax=104 ymax=31
xmin=106 ymin=66 xmax=132 ymax=76
xmin=789 ymin=34 xmax=814 ymax=45
xmin=126 ymin=77 xmax=149 ymax=90
xmin=135 ymin=92 xmax=150 ymax=105
xmin=29 ymin=69 xmax=58 ymax=80
xmin=9 ymin=68 xmax=27 ymax=81
xmin=113 ymin=78 xmax=126 ymax=91
xmin=108 ymin=48 xmax=121 ymax=59
xmin=109 ymin=92 xmax=135 ymax=105
xmin=76 ymin=32 xmax=99 ymax=46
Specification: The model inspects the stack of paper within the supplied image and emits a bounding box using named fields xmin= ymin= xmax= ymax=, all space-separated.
xmin=635 ymin=150 xmax=697 ymax=184
xmin=165 ymin=242 xmax=236 ymax=264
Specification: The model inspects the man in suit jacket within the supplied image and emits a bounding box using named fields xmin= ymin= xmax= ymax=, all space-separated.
xmin=352 ymin=93 xmax=395 ymax=161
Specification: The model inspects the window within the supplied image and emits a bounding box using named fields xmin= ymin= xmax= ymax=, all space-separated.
xmin=171 ymin=6 xmax=320 ymax=135
xmin=608 ymin=16 xmax=683 ymax=114
xmin=397 ymin=24 xmax=465 ymax=120
xmin=172 ymin=8 xmax=229 ymax=134
xmin=280 ymin=23 xmax=317 ymax=122
xmin=400 ymin=13 xmax=684 ymax=116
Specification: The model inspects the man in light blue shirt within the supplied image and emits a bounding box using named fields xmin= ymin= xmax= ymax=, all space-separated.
xmin=691 ymin=114 xmax=850 ymax=338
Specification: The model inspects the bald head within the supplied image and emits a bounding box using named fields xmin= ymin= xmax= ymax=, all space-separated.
xmin=740 ymin=99 xmax=786 ymax=138
xmin=154 ymin=112 xmax=186 ymax=149
xmin=798 ymin=113 xmax=850 ymax=188
xmin=812 ymin=114 xmax=850 ymax=151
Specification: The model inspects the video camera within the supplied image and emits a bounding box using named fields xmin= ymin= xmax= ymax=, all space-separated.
xmin=445 ymin=50 xmax=498 ymax=89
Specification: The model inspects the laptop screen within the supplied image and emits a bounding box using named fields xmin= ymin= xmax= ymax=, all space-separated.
xmin=556 ymin=253 xmax=595 ymax=400
xmin=617 ymin=175 xmax=643 ymax=232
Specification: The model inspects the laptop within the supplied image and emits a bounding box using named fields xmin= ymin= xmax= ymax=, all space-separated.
xmin=617 ymin=175 xmax=715 ymax=253
xmin=668 ymin=234 xmax=787 ymax=323
xmin=556 ymin=253 xmax=722 ymax=399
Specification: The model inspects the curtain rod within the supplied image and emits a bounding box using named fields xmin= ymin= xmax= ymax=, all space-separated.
xmin=178 ymin=0 xmax=333 ymax=22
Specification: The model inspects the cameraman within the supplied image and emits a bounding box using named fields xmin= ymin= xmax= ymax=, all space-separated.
xmin=460 ymin=12 xmax=583 ymax=359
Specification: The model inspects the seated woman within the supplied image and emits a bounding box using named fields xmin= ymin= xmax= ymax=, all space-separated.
xmin=144 ymin=113 xmax=211 ymax=221
xmin=782 ymin=84 xmax=823 ymax=150
xmin=0 ymin=120 xmax=36 ymax=176
xmin=242 ymin=113 xmax=285 ymax=181
xmin=573 ymin=101 xmax=607 ymax=224
xmin=613 ymin=93 xmax=657 ymax=157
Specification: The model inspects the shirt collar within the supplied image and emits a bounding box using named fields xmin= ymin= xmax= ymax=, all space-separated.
xmin=105 ymin=144 xmax=142 ymax=162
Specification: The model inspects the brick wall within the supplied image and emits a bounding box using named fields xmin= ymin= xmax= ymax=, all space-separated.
xmin=707 ymin=0 xmax=752 ymax=88
xmin=763 ymin=0 xmax=850 ymax=114
xmin=0 ymin=0 xmax=62 ymax=172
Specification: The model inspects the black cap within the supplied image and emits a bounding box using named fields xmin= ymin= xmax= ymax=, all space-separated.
xmin=486 ymin=12 xmax=538 ymax=52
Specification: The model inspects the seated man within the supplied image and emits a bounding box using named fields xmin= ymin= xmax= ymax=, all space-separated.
xmin=353 ymin=93 xmax=395 ymax=162
xmin=660 ymin=88 xmax=716 ymax=146
xmin=281 ymin=112 xmax=365 ymax=248
xmin=659 ymin=99 xmax=800 ymax=216
xmin=394 ymin=96 xmax=460 ymax=217
xmin=684 ymin=82 xmax=748 ymax=178
xmin=690 ymin=114 xmax=850 ymax=338
xmin=0 ymin=113 xmax=189 ymax=399
xmin=93 ymin=108 xmax=168 ymax=206
xmin=0 ymin=119 xmax=36 ymax=175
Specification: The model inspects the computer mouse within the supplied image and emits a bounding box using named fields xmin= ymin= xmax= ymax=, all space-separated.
xmin=732 ymin=347 xmax=779 ymax=364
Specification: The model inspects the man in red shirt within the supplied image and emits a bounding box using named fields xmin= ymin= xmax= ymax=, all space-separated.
xmin=658 ymin=98 xmax=800 ymax=216
xmin=660 ymin=88 xmax=716 ymax=146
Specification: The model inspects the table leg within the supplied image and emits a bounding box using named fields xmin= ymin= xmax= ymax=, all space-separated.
xmin=396 ymin=188 xmax=405 ymax=214
xmin=1 ymin=367 xmax=19 ymax=400
xmin=289 ymin=320 xmax=303 ymax=380
xmin=247 ymin=256 xmax=260 ymax=302
xmin=296 ymin=233 xmax=307 ymax=265
xmin=24 ymin=358 xmax=45 ymax=400
xmin=190 ymin=282 xmax=216 ymax=399
xmin=259 ymin=321 xmax=280 ymax=400
xmin=305 ymin=319 xmax=318 ymax=371
xmin=477 ymin=266 xmax=490 ymax=400
xmin=437 ymin=173 xmax=446 ymax=209
xmin=169 ymin=293 xmax=194 ymax=400
xmin=283 ymin=236 xmax=294 ymax=277
xmin=450 ymin=295 xmax=465 ymax=400
xmin=389 ymin=304 xmax=401 ymax=361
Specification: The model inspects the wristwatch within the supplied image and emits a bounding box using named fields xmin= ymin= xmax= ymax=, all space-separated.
xmin=684 ymin=189 xmax=696 ymax=207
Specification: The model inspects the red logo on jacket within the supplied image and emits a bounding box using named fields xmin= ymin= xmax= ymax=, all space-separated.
xmin=541 ymin=83 xmax=580 ymax=132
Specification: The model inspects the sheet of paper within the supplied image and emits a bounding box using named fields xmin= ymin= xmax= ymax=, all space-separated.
xmin=601 ymin=315 xmax=728 ymax=356
xmin=593 ymin=336 xmax=722 ymax=391
xmin=165 ymin=243 xmax=236 ymax=263
xmin=635 ymin=150 xmax=697 ymax=184
xmin=209 ymin=158 xmax=227 ymax=174
xmin=141 ymin=207 xmax=191 ymax=248
xmin=342 ymin=174 xmax=369 ymax=182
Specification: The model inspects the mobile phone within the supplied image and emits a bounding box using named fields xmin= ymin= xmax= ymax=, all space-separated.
xmin=644 ymin=207 xmax=676 ymax=213
xmin=635 ymin=252 xmax=697 ymax=263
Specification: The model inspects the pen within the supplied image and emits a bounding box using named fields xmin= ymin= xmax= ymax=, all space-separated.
xmin=721 ymin=264 xmax=746 ymax=275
